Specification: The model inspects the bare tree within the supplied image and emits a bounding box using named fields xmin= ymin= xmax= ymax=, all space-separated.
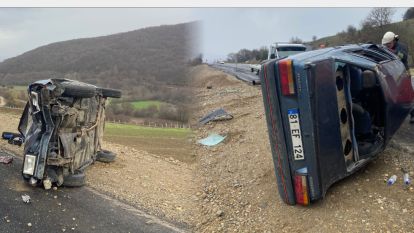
xmin=361 ymin=8 xmax=395 ymax=32
xmin=289 ymin=36 xmax=303 ymax=44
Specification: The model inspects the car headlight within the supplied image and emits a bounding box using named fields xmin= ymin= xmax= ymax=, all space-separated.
xmin=23 ymin=155 xmax=36 ymax=175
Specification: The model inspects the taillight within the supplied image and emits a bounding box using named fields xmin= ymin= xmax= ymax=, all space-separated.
xmin=278 ymin=59 xmax=295 ymax=95
xmin=294 ymin=168 xmax=309 ymax=205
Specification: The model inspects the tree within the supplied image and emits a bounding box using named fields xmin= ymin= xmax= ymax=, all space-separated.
xmin=361 ymin=8 xmax=395 ymax=32
xmin=312 ymin=35 xmax=317 ymax=42
xmin=403 ymin=7 xmax=414 ymax=20
xmin=289 ymin=36 xmax=303 ymax=44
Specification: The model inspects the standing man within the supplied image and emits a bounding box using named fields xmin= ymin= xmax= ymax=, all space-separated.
xmin=382 ymin=31 xmax=413 ymax=122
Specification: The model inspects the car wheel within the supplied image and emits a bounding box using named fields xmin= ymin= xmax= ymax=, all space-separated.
xmin=61 ymin=81 xmax=96 ymax=98
xmin=63 ymin=172 xmax=86 ymax=187
xmin=97 ymin=87 xmax=122 ymax=98
xmin=96 ymin=150 xmax=116 ymax=163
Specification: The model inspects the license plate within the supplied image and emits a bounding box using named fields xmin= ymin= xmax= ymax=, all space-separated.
xmin=288 ymin=109 xmax=304 ymax=160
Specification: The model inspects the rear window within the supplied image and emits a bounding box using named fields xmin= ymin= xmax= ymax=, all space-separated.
xmin=277 ymin=47 xmax=307 ymax=57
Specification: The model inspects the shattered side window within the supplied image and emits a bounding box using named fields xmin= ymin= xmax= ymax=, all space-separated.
xmin=348 ymin=49 xmax=391 ymax=63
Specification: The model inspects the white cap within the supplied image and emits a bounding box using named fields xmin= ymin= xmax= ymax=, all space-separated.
xmin=382 ymin=31 xmax=397 ymax=44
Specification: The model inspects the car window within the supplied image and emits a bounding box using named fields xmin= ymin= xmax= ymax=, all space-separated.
xmin=277 ymin=47 xmax=307 ymax=58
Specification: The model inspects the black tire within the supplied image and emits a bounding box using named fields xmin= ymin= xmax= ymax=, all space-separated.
xmin=96 ymin=150 xmax=116 ymax=163
xmin=2 ymin=132 xmax=21 ymax=140
xmin=61 ymin=81 xmax=97 ymax=98
xmin=63 ymin=172 xmax=86 ymax=187
xmin=98 ymin=87 xmax=122 ymax=98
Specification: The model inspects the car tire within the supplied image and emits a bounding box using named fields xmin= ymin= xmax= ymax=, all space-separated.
xmin=98 ymin=88 xmax=122 ymax=98
xmin=96 ymin=150 xmax=116 ymax=163
xmin=61 ymin=81 xmax=96 ymax=98
xmin=63 ymin=172 xmax=86 ymax=187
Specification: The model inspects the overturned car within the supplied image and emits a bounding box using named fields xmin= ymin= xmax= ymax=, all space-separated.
xmin=260 ymin=44 xmax=414 ymax=205
xmin=18 ymin=79 xmax=121 ymax=188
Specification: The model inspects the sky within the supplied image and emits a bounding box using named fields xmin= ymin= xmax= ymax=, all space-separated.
xmin=0 ymin=8 xmax=409 ymax=62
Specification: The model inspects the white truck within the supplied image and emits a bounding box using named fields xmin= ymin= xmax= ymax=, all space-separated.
xmin=250 ymin=43 xmax=308 ymax=75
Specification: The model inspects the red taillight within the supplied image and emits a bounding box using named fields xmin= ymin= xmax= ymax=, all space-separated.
xmin=294 ymin=173 xmax=309 ymax=205
xmin=278 ymin=59 xmax=295 ymax=95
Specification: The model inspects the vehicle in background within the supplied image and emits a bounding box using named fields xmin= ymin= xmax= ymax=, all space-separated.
xmin=18 ymin=79 xmax=121 ymax=189
xmin=260 ymin=44 xmax=414 ymax=206
xmin=250 ymin=43 xmax=308 ymax=75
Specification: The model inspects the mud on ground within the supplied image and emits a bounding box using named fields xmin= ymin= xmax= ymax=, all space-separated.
xmin=191 ymin=64 xmax=414 ymax=232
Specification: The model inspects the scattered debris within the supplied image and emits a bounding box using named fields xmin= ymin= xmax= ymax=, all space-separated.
xmin=216 ymin=210 xmax=224 ymax=217
xmin=0 ymin=155 xmax=13 ymax=164
xmin=27 ymin=222 xmax=32 ymax=227
xmin=198 ymin=134 xmax=226 ymax=146
xmin=206 ymin=85 xmax=213 ymax=89
xmin=22 ymin=194 xmax=31 ymax=203
xmin=199 ymin=108 xmax=233 ymax=125
xmin=387 ymin=175 xmax=398 ymax=186
xmin=43 ymin=178 xmax=52 ymax=190
xmin=403 ymin=173 xmax=411 ymax=185
xmin=1 ymin=131 xmax=21 ymax=140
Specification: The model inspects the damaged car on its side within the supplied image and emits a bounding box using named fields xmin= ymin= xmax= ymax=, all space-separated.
xmin=18 ymin=79 xmax=121 ymax=189
xmin=260 ymin=44 xmax=414 ymax=205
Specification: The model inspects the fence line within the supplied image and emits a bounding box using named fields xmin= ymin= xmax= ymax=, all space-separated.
xmin=0 ymin=106 xmax=191 ymax=129
xmin=106 ymin=119 xmax=191 ymax=129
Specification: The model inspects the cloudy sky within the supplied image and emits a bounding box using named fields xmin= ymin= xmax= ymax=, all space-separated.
xmin=0 ymin=8 xmax=408 ymax=62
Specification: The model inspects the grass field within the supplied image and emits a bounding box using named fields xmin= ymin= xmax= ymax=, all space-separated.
xmin=104 ymin=122 xmax=194 ymax=163
xmin=130 ymin=100 xmax=164 ymax=110
xmin=105 ymin=122 xmax=191 ymax=138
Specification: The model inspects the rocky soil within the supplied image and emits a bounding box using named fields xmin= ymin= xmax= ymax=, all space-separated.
xmin=191 ymin=65 xmax=414 ymax=232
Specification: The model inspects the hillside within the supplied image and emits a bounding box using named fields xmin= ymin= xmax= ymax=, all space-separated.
xmin=311 ymin=18 xmax=414 ymax=66
xmin=0 ymin=22 xmax=198 ymax=101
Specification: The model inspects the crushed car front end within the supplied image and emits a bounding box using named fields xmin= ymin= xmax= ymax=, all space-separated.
xmin=18 ymin=79 xmax=121 ymax=188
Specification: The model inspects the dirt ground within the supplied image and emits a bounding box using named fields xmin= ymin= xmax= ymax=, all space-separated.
xmin=0 ymin=108 xmax=200 ymax=230
xmin=191 ymin=64 xmax=414 ymax=232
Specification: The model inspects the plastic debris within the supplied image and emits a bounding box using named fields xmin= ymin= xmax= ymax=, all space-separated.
xmin=198 ymin=133 xmax=226 ymax=146
xmin=43 ymin=178 xmax=52 ymax=190
xmin=0 ymin=156 xmax=13 ymax=164
xmin=21 ymin=194 xmax=31 ymax=203
xmin=387 ymin=175 xmax=397 ymax=186
xmin=199 ymin=108 xmax=233 ymax=125
xmin=403 ymin=173 xmax=411 ymax=185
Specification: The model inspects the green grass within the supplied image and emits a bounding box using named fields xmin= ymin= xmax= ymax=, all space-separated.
xmin=130 ymin=100 xmax=164 ymax=110
xmin=105 ymin=122 xmax=191 ymax=138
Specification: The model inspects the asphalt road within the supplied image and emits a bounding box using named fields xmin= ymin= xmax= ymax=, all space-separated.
xmin=210 ymin=63 xmax=261 ymax=84
xmin=0 ymin=152 xmax=183 ymax=233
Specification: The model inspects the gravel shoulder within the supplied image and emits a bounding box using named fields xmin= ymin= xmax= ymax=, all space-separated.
xmin=191 ymin=64 xmax=414 ymax=232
